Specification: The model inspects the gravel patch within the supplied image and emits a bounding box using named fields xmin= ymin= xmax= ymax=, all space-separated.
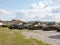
xmin=22 ymin=30 xmax=60 ymax=45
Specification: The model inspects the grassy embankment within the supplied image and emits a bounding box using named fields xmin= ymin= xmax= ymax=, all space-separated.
xmin=0 ymin=28 xmax=51 ymax=45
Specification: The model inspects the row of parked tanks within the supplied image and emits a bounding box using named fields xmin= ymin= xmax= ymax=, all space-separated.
xmin=8 ymin=22 xmax=60 ymax=32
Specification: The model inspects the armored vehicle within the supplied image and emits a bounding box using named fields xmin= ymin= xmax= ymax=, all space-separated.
xmin=28 ymin=22 xmax=43 ymax=30
xmin=8 ymin=24 xmax=19 ymax=29
xmin=8 ymin=22 xmax=25 ymax=29
xmin=42 ymin=22 xmax=57 ymax=31
xmin=8 ymin=22 xmax=29 ymax=29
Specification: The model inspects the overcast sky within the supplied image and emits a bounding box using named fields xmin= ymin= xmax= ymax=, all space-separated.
xmin=0 ymin=0 xmax=60 ymax=22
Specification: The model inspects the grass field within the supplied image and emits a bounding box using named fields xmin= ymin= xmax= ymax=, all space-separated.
xmin=0 ymin=28 xmax=51 ymax=45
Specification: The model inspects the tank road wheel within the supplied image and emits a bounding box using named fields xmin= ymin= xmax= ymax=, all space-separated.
xmin=55 ymin=27 xmax=60 ymax=32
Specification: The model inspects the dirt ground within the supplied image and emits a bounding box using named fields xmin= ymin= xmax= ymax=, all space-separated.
xmin=22 ymin=30 xmax=60 ymax=45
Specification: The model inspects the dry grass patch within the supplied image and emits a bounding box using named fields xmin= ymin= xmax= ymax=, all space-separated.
xmin=0 ymin=28 xmax=51 ymax=45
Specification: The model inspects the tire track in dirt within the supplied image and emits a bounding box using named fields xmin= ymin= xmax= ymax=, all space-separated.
xmin=22 ymin=30 xmax=60 ymax=45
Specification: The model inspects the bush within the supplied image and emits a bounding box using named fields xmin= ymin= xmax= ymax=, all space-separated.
xmin=8 ymin=24 xmax=18 ymax=29
xmin=1 ymin=25 xmax=9 ymax=28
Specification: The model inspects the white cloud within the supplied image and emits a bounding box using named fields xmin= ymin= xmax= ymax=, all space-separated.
xmin=53 ymin=0 xmax=60 ymax=1
xmin=31 ymin=1 xmax=48 ymax=10
xmin=54 ymin=14 xmax=60 ymax=22
xmin=16 ymin=0 xmax=60 ymax=22
xmin=0 ymin=9 xmax=16 ymax=21
xmin=0 ymin=0 xmax=60 ymax=22
xmin=0 ymin=9 xmax=11 ymax=15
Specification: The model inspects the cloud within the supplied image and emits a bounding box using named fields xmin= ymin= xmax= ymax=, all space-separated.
xmin=0 ymin=9 xmax=16 ymax=21
xmin=16 ymin=0 xmax=60 ymax=22
xmin=0 ymin=0 xmax=60 ymax=22
xmin=51 ymin=0 xmax=60 ymax=2
xmin=0 ymin=9 xmax=11 ymax=15
xmin=54 ymin=14 xmax=60 ymax=22
xmin=52 ymin=7 xmax=60 ymax=13
xmin=16 ymin=9 xmax=35 ymax=21
xmin=31 ymin=1 xmax=48 ymax=10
